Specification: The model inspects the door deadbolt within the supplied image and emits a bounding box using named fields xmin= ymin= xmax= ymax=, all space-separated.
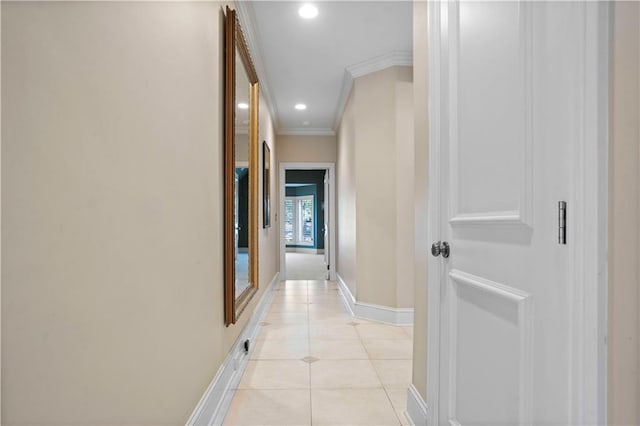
xmin=431 ymin=241 xmax=450 ymax=258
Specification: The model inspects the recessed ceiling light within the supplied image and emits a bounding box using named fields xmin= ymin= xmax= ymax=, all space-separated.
xmin=237 ymin=102 xmax=249 ymax=109
xmin=299 ymin=4 xmax=318 ymax=19
xmin=295 ymin=103 xmax=307 ymax=110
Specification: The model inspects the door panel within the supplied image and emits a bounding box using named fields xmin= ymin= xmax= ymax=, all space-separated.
xmin=448 ymin=270 xmax=532 ymax=426
xmin=433 ymin=1 xmax=600 ymax=425
xmin=452 ymin=1 xmax=532 ymax=225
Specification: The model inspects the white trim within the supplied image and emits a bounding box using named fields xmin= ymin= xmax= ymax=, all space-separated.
xmin=185 ymin=272 xmax=280 ymax=426
xmin=336 ymin=274 xmax=414 ymax=326
xmin=406 ymin=384 xmax=429 ymax=426
xmin=285 ymin=247 xmax=324 ymax=255
xmin=426 ymin=2 xmax=443 ymax=425
xmin=333 ymin=51 xmax=413 ymax=131
xmin=448 ymin=211 xmax=526 ymax=228
xmin=356 ymin=301 xmax=414 ymax=326
xmin=348 ymin=51 xmax=413 ymax=79
xmin=569 ymin=3 xmax=610 ymax=424
xmin=333 ymin=69 xmax=355 ymax=131
xmin=277 ymin=128 xmax=336 ymax=137
xmin=280 ymin=163 xmax=336 ymax=282
xmin=336 ymin=273 xmax=356 ymax=316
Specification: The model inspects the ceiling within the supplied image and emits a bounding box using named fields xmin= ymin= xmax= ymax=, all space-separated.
xmin=237 ymin=1 xmax=413 ymax=136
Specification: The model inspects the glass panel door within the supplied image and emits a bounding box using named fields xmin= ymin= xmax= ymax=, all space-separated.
xmin=298 ymin=196 xmax=314 ymax=245
xmin=285 ymin=195 xmax=315 ymax=246
xmin=284 ymin=198 xmax=294 ymax=244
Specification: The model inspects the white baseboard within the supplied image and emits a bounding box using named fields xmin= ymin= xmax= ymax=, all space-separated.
xmin=186 ymin=272 xmax=280 ymax=426
xmin=285 ymin=247 xmax=324 ymax=255
xmin=336 ymin=273 xmax=414 ymax=326
xmin=406 ymin=384 xmax=429 ymax=426
xmin=336 ymin=273 xmax=356 ymax=316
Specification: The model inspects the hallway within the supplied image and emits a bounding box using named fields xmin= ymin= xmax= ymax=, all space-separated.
xmin=223 ymin=280 xmax=413 ymax=425
xmin=1 ymin=2 xmax=627 ymax=425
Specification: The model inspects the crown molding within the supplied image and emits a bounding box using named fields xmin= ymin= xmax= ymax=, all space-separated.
xmin=333 ymin=70 xmax=356 ymax=131
xmin=332 ymin=50 xmax=413 ymax=131
xmin=277 ymin=128 xmax=336 ymax=137
xmin=233 ymin=6 xmax=411 ymax=137
xmin=347 ymin=50 xmax=413 ymax=78
xmin=235 ymin=1 xmax=282 ymax=134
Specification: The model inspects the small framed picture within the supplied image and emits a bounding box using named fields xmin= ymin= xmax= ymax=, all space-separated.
xmin=263 ymin=141 xmax=271 ymax=228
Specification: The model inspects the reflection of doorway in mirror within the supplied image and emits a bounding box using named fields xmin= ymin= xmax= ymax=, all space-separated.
xmin=235 ymin=94 xmax=250 ymax=300
xmin=235 ymin=167 xmax=250 ymax=296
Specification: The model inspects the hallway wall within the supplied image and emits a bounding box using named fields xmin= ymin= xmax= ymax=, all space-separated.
xmin=259 ymin=98 xmax=280 ymax=313
xmin=277 ymin=134 xmax=337 ymax=164
xmin=337 ymin=90 xmax=357 ymax=296
xmin=609 ymin=2 xmax=640 ymax=424
xmin=336 ymin=66 xmax=414 ymax=309
xmin=411 ymin=0 xmax=429 ymax=402
xmin=1 ymin=2 xmax=279 ymax=425
xmin=395 ymin=82 xmax=416 ymax=310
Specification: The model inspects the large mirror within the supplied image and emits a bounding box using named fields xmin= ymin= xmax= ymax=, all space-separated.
xmin=225 ymin=7 xmax=259 ymax=326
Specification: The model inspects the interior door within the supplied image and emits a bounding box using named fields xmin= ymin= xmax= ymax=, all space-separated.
xmin=430 ymin=2 xmax=604 ymax=425
xmin=323 ymin=170 xmax=330 ymax=280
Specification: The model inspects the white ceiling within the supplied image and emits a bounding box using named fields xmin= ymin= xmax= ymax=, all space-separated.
xmin=238 ymin=1 xmax=413 ymax=136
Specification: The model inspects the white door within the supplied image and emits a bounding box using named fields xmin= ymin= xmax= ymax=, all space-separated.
xmin=324 ymin=171 xmax=330 ymax=280
xmin=428 ymin=2 xmax=607 ymax=425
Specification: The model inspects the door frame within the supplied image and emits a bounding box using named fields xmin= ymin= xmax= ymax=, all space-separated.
xmin=425 ymin=2 xmax=610 ymax=424
xmin=279 ymin=162 xmax=336 ymax=281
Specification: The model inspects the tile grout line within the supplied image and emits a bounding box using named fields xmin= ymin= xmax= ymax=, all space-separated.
xmin=244 ymin=279 xmax=409 ymax=425
xmin=307 ymin=280 xmax=314 ymax=426
xmin=357 ymin=316 xmax=405 ymax=426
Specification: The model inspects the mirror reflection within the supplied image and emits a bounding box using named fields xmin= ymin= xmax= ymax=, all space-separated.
xmin=235 ymin=49 xmax=251 ymax=297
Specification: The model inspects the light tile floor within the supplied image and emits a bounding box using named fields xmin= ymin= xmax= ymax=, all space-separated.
xmin=223 ymin=280 xmax=414 ymax=426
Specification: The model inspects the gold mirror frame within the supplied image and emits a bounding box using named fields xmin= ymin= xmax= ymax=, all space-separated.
xmin=225 ymin=7 xmax=259 ymax=326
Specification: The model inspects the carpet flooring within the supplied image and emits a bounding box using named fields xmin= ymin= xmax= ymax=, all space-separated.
xmin=286 ymin=253 xmax=327 ymax=280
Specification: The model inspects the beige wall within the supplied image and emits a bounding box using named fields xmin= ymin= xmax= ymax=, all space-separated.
xmin=1 ymin=2 xmax=278 ymax=424
xmin=411 ymin=0 xmax=429 ymax=401
xmin=1 ymin=3 xmax=3 ymax=421
xmin=395 ymin=81 xmax=415 ymax=309
xmin=259 ymin=96 xmax=280 ymax=291
xmin=337 ymin=91 xmax=357 ymax=296
xmin=609 ymin=3 xmax=640 ymax=425
xmin=336 ymin=66 xmax=414 ymax=309
xmin=276 ymin=134 xmax=336 ymax=164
